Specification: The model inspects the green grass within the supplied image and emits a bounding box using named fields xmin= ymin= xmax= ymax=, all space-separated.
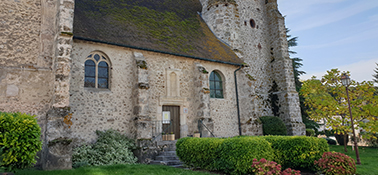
xmin=329 ymin=145 xmax=378 ymax=175
xmin=3 ymin=164 xmax=212 ymax=175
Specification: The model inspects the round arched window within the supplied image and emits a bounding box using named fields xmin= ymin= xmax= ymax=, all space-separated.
xmin=209 ymin=71 xmax=224 ymax=98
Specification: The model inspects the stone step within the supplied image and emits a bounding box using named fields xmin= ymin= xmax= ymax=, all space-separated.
xmin=161 ymin=151 xmax=177 ymax=156
xmin=170 ymin=164 xmax=185 ymax=168
xmin=150 ymin=160 xmax=182 ymax=166
xmin=155 ymin=155 xmax=180 ymax=161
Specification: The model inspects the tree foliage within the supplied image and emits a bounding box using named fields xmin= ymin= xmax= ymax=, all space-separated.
xmin=300 ymin=69 xmax=378 ymax=139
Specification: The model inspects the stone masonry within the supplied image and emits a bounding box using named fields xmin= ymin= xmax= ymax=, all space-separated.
xmin=0 ymin=0 xmax=305 ymax=170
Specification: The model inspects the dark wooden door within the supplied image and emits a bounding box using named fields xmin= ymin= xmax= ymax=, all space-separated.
xmin=162 ymin=105 xmax=180 ymax=140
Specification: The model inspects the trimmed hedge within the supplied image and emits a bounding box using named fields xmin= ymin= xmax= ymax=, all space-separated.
xmin=260 ymin=116 xmax=287 ymax=135
xmin=262 ymin=136 xmax=329 ymax=171
xmin=177 ymin=136 xmax=329 ymax=174
xmin=0 ymin=112 xmax=42 ymax=171
xmin=176 ymin=137 xmax=225 ymax=170
xmin=177 ymin=137 xmax=275 ymax=174
xmin=216 ymin=137 xmax=275 ymax=174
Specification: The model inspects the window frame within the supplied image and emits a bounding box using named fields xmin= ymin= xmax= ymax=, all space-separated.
xmin=84 ymin=52 xmax=111 ymax=89
xmin=209 ymin=71 xmax=224 ymax=99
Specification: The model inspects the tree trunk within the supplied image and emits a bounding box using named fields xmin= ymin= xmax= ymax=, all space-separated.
xmin=344 ymin=132 xmax=347 ymax=152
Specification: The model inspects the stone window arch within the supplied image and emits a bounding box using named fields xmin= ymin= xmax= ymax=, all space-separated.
xmin=84 ymin=51 xmax=111 ymax=89
xmin=209 ymin=71 xmax=224 ymax=98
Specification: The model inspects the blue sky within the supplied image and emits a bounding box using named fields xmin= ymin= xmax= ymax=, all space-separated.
xmin=277 ymin=0 xmax=378 ymax=83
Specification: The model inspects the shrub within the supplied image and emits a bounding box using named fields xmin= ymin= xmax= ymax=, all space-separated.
xmin=323 ymin=138 xmax=337 ymax=145
xmin=176 ymin=137 xmax=224 ymax=170
xmin=306 ymin=129 xmax=315 ymax=136
xmin=361 ymin=132 xmax=378 ymax=147
xmin=281 ymin=168 xmax=301 ymax=175
xmin=334 ymin=134 xmax=349 ymax=145
xmin=0 ymin=112 xmax=42 ymax=172
xmin=251 ymin=158 xmax=281 ymax=175
xmin=72 ymin=129 xmax=137 ymax=167
xmin=260 ymin=116 xmax=287 ymax=136
xmin=314 ymin=152 xmax=356 ymax=175
xmin=262 ymin=136 xmax=329 ymax=171
xmin=216 ymin=137 xmax=275 ymax=174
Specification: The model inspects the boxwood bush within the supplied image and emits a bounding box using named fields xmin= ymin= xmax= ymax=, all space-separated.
xmin=176 ymin=137 xmax=225 ymax=170
xmin=262 ymin=136 xmax=329 ymax=171
xmin=216 ymin=137 xmax=275 ymax=175
xmin=0 ymin=112 xmax=42 ymax=172
xmin=176 ymin=137 xmax=275 ymax=174
xmin=260 ymin=116 xmax=287 ymax=135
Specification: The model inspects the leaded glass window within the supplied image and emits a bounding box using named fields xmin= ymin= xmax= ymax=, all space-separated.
xmin=209 ymin=71 xmax=223 ymax=98
xmin=84 ymin=52 xmax=110 ymax=89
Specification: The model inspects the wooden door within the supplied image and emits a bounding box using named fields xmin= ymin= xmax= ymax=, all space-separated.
xmin=162 ymin=105 xmax=180 ymax=140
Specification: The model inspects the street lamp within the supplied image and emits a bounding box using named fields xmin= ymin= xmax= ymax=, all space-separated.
xmin=340 ymin=73 xmax=361 ymax=165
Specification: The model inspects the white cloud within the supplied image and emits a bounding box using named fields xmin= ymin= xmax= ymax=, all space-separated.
xmin=301 ymin=58 xmax=378 ymax=83
xmin=292 ymin=1 xmax=378 ymax=32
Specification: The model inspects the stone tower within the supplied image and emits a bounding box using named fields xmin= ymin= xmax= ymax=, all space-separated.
xmin=199 ymin=0 xmax=305 ymax=135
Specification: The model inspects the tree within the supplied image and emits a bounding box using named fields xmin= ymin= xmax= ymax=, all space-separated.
xmin=300 ymin=69 xmax=378 ymax=152
xmin=373 ymin=63 xmax=378 ymax=84
xmin=286 ymin=28 xmax=305 ymax=92
xmin=286 ymin=28 xmax=318 ymax=130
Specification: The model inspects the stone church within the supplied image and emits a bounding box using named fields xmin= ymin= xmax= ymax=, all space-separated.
xmin=0 ymin=0 xmax=305 ymax=170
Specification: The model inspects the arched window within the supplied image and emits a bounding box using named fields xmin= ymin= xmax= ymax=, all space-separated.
xmin=209 ymin=71 xmax=223 ymax=98
xmin=84 ymin=52 xmax=110 ymax=89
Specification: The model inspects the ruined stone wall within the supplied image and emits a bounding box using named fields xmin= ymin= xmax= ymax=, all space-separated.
xmin=200 ymin=0 xmax=304 ymax=135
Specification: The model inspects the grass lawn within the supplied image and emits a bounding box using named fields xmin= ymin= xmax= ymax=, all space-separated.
xmin=329 ymin=145 xmax=378 ymax=175
xmin=2 ymin=164 xmax=212 ymax=175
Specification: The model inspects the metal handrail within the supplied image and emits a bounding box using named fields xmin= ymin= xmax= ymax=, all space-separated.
xmin=151 ymin=120 xmax=172 ymax=142
xmin=198 ymin=119 xmax=215 ymax=137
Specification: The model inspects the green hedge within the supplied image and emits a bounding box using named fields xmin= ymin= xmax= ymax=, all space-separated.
xmin=0 ymin=112 xmax=42 ymax=171
xmin=176 ymin=137 xmax=225 ymax=170
xmin=176 ymin=137 xmax=275 ymax=174
xmin=177 ymin=136 xmax=329 ymax=174
xmin=216 ymin=137 xmax=275 ymax=175
xmin=262 ymin=136 xmax=329 ymax=171
xmin=260 ymin=116 xmax=287 ymax=135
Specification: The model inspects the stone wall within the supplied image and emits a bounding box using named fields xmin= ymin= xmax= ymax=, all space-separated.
xmin=70 ymin=40 xmax=242 ymax=144
xmin=0 ymin=0 xmax=76 ymax=170
xmin=200 ymin=0 xmax=304 ymax=135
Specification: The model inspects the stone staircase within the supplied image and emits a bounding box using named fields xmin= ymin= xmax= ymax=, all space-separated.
xmin=149 ymin=140 xmax=184 ymax=168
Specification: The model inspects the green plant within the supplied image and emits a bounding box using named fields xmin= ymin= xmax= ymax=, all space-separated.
xmin=314 ymin=152 xmax=356 ymax=175
xmin=262 ymin=136 xmax=329 ymax=171
xmin=176 ymin=137 xmax=225 ymax=170
xmin=323 ymin=138 xmax=337 ymax=145
xmin=251 ymin=158 xmax=281 ymax=175
xmin=260 ymin=116 xmax=287 ymax=136
xmin=0 ymin=112 xmax=42 ymax=172
xmin=306 ymin=129 xmax=315 ymax=136
xmin=334 ymin=134 xmax=349 ymax=145
xmin=216 ymin=137 xmax=275 ymax=175
xmin=281 ymin=168 xmax=301 ymax=175
xmin=72 ymin=129 xmax=137 ymax=167
xmin=362 ymin=132 xmax=378 ymax=147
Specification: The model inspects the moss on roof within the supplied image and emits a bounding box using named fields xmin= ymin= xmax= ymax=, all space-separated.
xmin=73 ymin=0 xmax=243 ymax=65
